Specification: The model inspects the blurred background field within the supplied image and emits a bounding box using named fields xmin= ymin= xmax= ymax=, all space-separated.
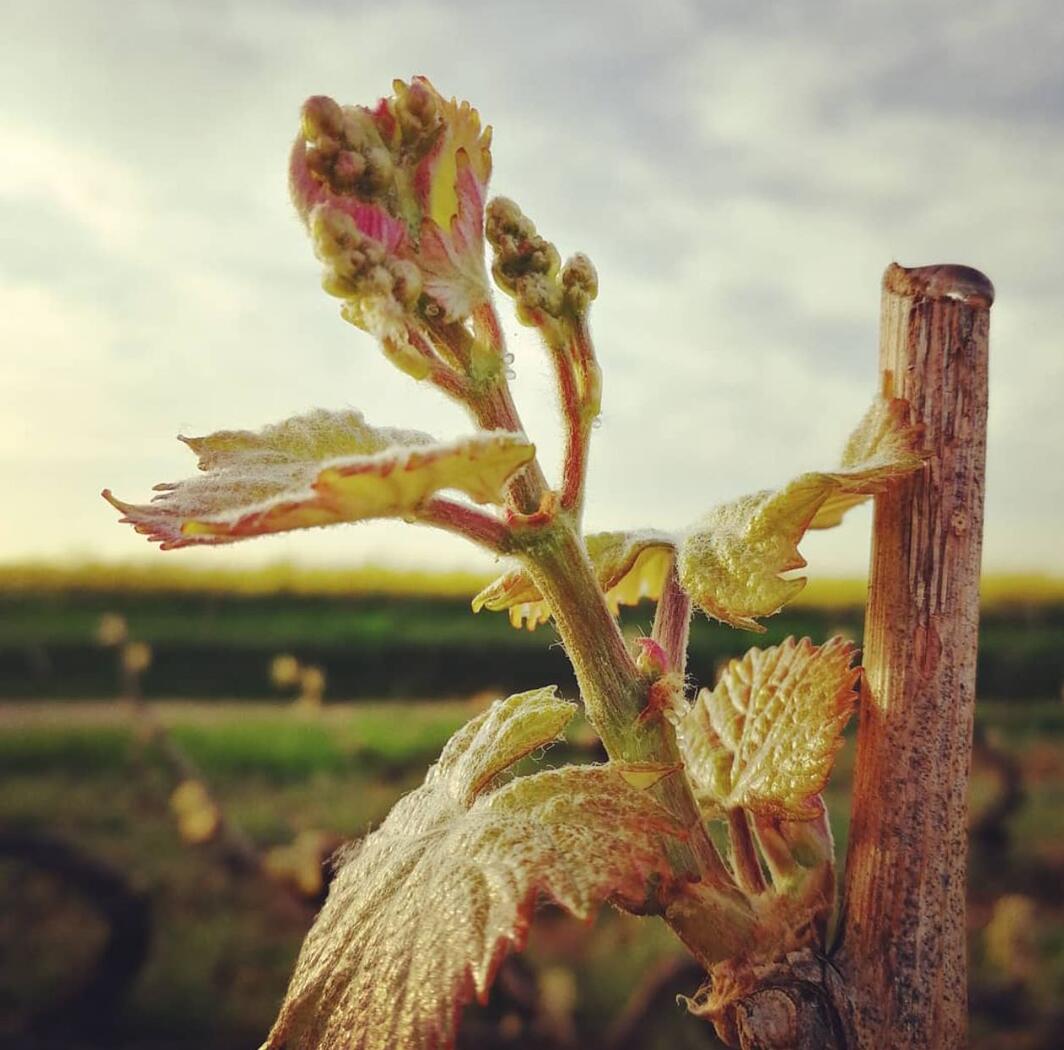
xmin=4 ymin=562 xmax=1063 ymax=702
xmin=2 ymin=563 xmax=1063 ymax=1049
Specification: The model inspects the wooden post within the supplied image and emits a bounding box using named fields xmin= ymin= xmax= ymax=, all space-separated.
xmin=838 ymin=263 xmax=993 ymax=1048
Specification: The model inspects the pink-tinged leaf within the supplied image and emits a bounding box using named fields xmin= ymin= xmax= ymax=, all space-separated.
xmin=808 ymin=396 xmax=924 ymax=528
xmin=342 ymin=199 xmax=409 ymax=255
xmin=103 ymin=409 xmax=533 ymax=549
xmin=290 ymin=138 xmax=409 ymax=254
xmin=677 ymin=396 xmax=925 ymax=630
xmin=471 ymin=567 xmax=551 ymax=631
xmin=263 ymin=689 xmax=683 ymax=1050
xmin=412 ymin=80 xmax=492 ymax=230
xmin=418 ymin=151 xmax=491 ymax=321
xmin=289 ymin=134 xmax=328 ymax=220
xmin=472 ymin=530 xmax=676 ymax=631
xmin=678 ymin=637 xmax=859 ymax=821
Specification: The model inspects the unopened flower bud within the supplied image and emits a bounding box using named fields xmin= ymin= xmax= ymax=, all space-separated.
xmin=301 ymin=95 xmax=344 ymax=142
xmin=312 ymin=209 xmax=389 ymax=298
xmin=486 ymin=198 xmax=559 ymax=283
xmin=320 ymin=272 xmax=354 ymax=299
xmin=365 ymin=264 xmax=395 ymax=296
xmin=634 ymin=637 xmax=669 ymax=677
xmin=486 ymin=198 xmax=567 ymax=321
xmin=391 ymin=259 xmax=423 ymax=307
xmin=561 ymin=253 xmax=598 ymax=315
xmin=362 ymin=146 xmax=395 ymax=194
xmin=331 ymin=150 xmax=367 ymax=191
xmin=513 ymin=273 xmax=562 ymax=323
xmin=319 ymin=133 xmax=341 ymax=155
xmin=339 ymin=106 xmax=377 ymax=149
xmin=393 ymin=77 xmax=442 ymax=152
xmin=299 ymin=98 xmax=398 ymax=203
xmin=312 ymin=207 xmax=360 ymax=259
xmin=305 ymin=145 xmax=335 ymax=179
xmin=485 ymin=196 xmax=526 ymax=240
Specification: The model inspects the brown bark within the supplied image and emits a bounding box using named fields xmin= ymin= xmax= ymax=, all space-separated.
xmin=710 ymin=262 xmax=992 ymax=1049
xmin=837 ymin=262 xmax=993 ymax=1047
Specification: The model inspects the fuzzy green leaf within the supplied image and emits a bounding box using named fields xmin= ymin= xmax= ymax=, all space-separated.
xmin=677 ymin=397 xmax=923 ymax=630
xmin=104 ymin=408 xmax=532 ymax=549
xmin=472 ymin=529 xmax=675 ymax=630
xmin=678 ymin=637 xmax=859 ymax=820
xmin=264 ymin=688 xmax=683 ymax=1050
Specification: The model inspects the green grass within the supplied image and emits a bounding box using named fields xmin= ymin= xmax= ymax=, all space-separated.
xmin=4 ymin=590 xmax=1062 ymax=702
xmin=0 ymin=592 xmax=534 ymax=647
xmin=1 ymin=700 xmax=1061 ymax=1049
xmin=0 ymin=701 xmax=473 ymax=778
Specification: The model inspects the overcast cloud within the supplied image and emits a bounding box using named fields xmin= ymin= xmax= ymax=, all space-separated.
xmin=2 ymin=0 xmax=1061 ymax=577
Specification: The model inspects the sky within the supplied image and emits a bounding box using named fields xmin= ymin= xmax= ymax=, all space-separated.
xmin=2 ymin=0 xmax=1061 ymax=578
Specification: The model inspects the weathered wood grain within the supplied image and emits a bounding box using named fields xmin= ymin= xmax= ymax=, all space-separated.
xmin=838 ymin=262 xmax=993 ymax=1049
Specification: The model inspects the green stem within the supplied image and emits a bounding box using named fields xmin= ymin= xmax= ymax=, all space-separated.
xmin=651 ymin=559 xmax=692 ymax=677
xmin=727 ymin=808 xmax=768 ymax=896
xmin=752 ymin=813 xmax=800 ymax=888
xmin=520 ymin=525 xmax=735 ymax=895
xmin=520 ymin=526 xmax=644 ymax=738
xmin=416 ymin=497 xmax=512 ymax=555
xmin=460 ymin=300 xmax=746 ymax=956
xmin=649 ymin=560 xmax=730 ymax=883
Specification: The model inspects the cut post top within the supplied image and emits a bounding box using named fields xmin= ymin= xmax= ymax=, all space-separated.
xmin=884 ymin=262 xmax=995 ymax=308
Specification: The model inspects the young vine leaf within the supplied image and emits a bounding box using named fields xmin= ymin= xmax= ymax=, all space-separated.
xmin=677 ymin=637 xmax=859 ymax=821
xmin=264 ymin=687 xmax=686 ymax=1050
xmin=678 ymin=396 xmax=924 ymax=630
xmin=472 ymin=529 xmax=675 ymax=629
xmin=103 ymin=408 xmax=532 ymax=548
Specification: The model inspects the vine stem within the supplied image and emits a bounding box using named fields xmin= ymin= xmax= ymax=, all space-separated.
xmin=468 ymin=303 xmax=551 ymax=517
xmin=417 ymin=497 xmax=512 ymax=554
xmin=725 ymin=809 xmax=767 ymax=896
xmin=522 ymin=530 xmax=737 ymax=901
xmin=651 ymin=560 xmax=692 ymax=676
xmin=462 ymin=332 xmax=738 ymax=906
xmin=461 ymin=294 xmax=746 ymax=961
xmin=553 ymin=346 xmax=590 ymax=516
xmin=555 ymin=314 xmax=600 ymax=521
xmin=648 ymin=559 xmax=735 ymax=884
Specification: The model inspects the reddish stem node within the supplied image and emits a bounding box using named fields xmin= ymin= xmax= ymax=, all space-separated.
xmin=417 ymin=497 xmax=512 ymax=554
